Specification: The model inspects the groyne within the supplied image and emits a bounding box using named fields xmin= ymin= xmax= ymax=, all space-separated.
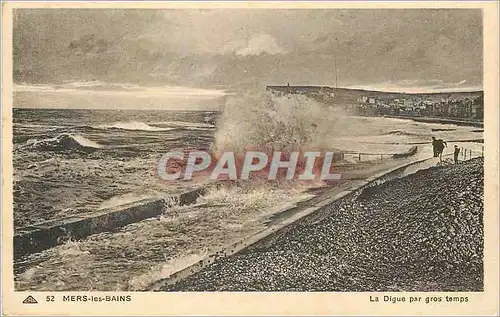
xmin=14 ymin=187 xmax=206 ymax=257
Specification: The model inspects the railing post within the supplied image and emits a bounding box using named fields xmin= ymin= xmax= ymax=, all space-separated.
xmin=482 ymin=146 xmax=484 ymax=157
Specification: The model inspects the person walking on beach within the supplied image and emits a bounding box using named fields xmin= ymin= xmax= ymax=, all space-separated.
xmin=431 ymin=136 xmax=447 ymax=161
xmin=432 ymin=137 xmax=439 ymax=157
xmin=454 ymin=145 xmax=460 ymax=164
xmin=436 ymin=138 xmax=447 ymax=161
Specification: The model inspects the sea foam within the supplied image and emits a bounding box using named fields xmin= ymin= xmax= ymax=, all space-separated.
xmin=96 ymin=121 xmax=175 ymax=132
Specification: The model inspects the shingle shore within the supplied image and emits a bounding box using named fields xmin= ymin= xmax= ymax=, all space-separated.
xmin=164 ymin=158 xmax=484 ymax=291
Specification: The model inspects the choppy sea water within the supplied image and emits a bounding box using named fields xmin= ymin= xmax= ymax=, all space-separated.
xmin=13 ymin=108 xmax=217 ymax=154
xmin=13 ymin=108 xmax=219 ymax=228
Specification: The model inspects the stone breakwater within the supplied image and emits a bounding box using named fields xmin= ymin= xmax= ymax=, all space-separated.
xmin=163 ymin=158 xmax=484 ymax=292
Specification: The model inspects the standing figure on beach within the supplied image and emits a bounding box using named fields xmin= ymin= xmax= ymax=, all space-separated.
xmin=432 ymin=137 xmax=439 ymax=157
xmin=431 ymin=136 xmax=447 ymax=161
xmin=454 ymin=145 xmax=460 ymax=164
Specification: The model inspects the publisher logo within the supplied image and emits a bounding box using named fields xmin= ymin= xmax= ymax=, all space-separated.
xmin=22 ymin=295 xmax=38 ymax=304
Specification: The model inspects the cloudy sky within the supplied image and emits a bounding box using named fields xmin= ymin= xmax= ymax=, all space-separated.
xmin=13 ymin=9 xmax=483 ymax=92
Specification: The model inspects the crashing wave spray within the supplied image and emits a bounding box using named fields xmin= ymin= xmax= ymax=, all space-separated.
xmin=213 ymin=91 xmax=346 ymax=155
xmin=157 ymin=91 xmax=348 ymax=183
xmin=202 ymin=91 xmax=349 ymax=181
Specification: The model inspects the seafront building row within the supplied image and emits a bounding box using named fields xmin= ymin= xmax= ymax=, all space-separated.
xmin=266 ymin=85 xmax=484 ymax=120
xmin=355 ymin=95 xmax=484 ymax=119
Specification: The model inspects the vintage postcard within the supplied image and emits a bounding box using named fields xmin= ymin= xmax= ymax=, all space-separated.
xmin=1 ymin=1 xmax=498 ymax=316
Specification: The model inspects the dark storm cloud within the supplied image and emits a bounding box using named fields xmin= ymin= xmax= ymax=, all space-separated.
xmin=13 ymin=9 xmax=482 ymax=91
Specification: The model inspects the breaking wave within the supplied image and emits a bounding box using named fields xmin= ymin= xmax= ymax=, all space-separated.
xmin=213 ymin=91 xmax=354 ymax=155
xmin=23 ymin=133 xmax=103 ymax=152
xmin=95 ymin=121 xmax=175 ymax=132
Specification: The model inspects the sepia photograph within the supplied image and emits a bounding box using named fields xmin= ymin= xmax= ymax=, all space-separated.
xmin=2 ymin=2 xmax=498 ymax=316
